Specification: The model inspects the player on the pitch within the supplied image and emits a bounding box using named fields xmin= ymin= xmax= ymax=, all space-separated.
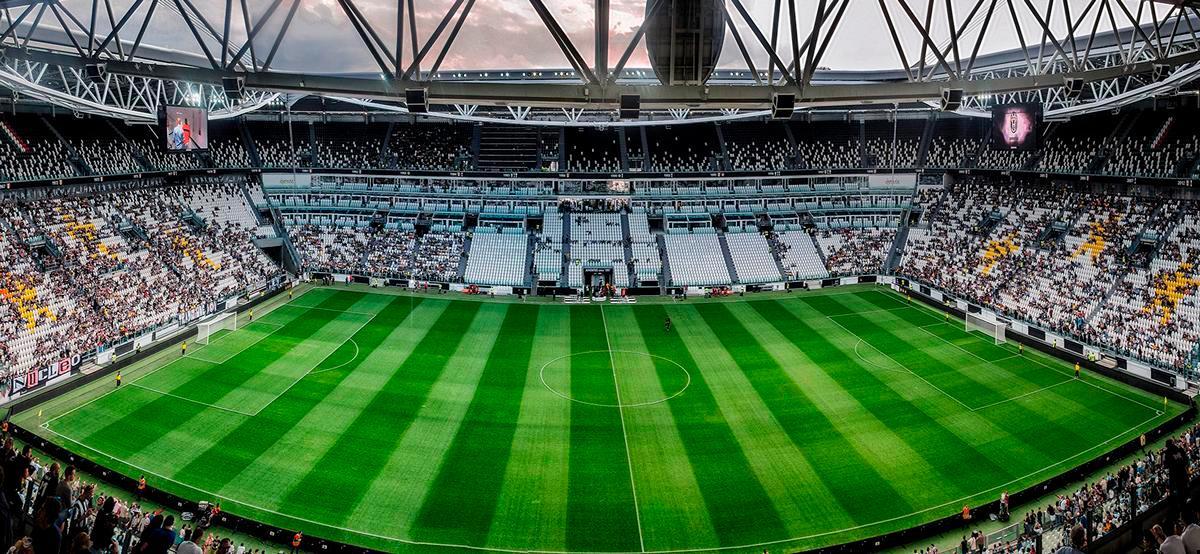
xmin=664 ymin=316 xmax=672 ymax=333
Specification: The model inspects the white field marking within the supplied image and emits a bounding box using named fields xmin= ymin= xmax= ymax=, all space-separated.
xmin=127 ymin=383 xmax=257 ymax=416
xmin=276 ymin=304 xmax=378 ymax=318
xmin=183 ymin=353 xmax=227 ymax=366
xmin=35 ymin=408 xmax=1168 ymax=554
xmin=600 ymin=305 xmax=647 ymax=553
xmin=823 ymin=304 xmax=915 ymax=317
xmin=307 ymin=338 xmax=361 ymax=375
xmin=47 ymin=302 xmax=375 ymax=426
xmin=915 ymin=322 xmax=1164 ymax=414
xmin=41 ymin=322 xmax=271 ymax=428
xmin=537 ymin=350 xmax=691 ymax=408
xmin=187 ymin=310 xmax=307 ymax=365
xmin=249 ymin=308 xmax=381 ymax=416
xmin=825 ymin=315 xmax=975 ymax=411
xmin=970 ymin=379 xmax=1076 ymax=411
xmin=851 ymin=339 xmax=908 ymax=374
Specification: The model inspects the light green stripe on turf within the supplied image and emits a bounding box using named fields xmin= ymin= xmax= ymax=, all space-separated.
xmin=723 ymin=301 xmax=962 ymax=508
xmin=630 ymin=304 xmax=789 ymax=548
xmin=411 ymin=304 xmax=538 ymax=546
xmin=665 ymin=305 xmax=855 ymax=538
xmin=486 ymin=305 xmax=572 ymax=551
xmin=603 ymin=306 xmax=719 ymax=550
xmin=834 ymin=298 xmax=1158 ymax=433
xmin=217 ymin=295 xmax=386 ymax=411
xmin=276 ymin=300 xmax=484 ymax=524
xmin=352 ymin=303 xmax=509 ymax=537
xmin=690 ymin=302 xmax=919 ymax=525
xmin=758 ymin=298 xmax=1041 ymax=507
xmin=200 ymin=299 xmax=451 ymax=512
xmin=58 ymin=291 xmax=365 ymax=462
xmin=122 ymin=295 xmax=388 ymax=475
xmin=808 ymin=294 xmax=1154 ymax=472
xmin=565 ymin=305 xmax=641 ymax=553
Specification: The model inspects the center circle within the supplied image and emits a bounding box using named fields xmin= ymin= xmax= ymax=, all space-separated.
xmin=539 ymin=350 xmax=691 ymax=408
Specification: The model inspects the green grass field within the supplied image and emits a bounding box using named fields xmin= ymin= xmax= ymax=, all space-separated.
xmin=16 ymin=285 xmax=1185 ymax=553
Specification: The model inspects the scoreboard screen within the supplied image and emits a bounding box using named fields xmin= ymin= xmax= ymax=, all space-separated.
xmin=159 ymin=105 xmax=209 ymax=152
xmin=990 ymin=103 xmax=1041 ymax=151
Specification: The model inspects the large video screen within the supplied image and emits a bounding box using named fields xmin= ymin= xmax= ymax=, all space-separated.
xmin=990 ymin=103 xmax=1041 ymax=151
xmin=160 ymin=105 xmax=208 ymax=151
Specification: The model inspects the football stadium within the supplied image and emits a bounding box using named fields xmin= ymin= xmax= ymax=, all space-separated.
xmin=2 ymin=1 xmax=1200 ymax=553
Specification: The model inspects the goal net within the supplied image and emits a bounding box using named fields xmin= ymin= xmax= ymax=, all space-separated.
xmin=965 ymin=312 xmax=1007 ymax=344
xmin=196 ymin=312 xmax=237 ymax=345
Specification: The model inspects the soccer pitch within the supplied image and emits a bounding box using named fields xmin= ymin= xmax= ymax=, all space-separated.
xmin=17 ymin=285 xmax=1185 ymax=553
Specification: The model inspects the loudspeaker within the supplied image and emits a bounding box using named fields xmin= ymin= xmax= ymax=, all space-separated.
xmin=221 ymin=76 xmax=245 ymax=101
xmin=771 ymin=93 xmax=795 ymax=119
xmin=619 ymin=94 xmax=640 ymax=119
xmin=1064 ymin=77 xmax=1085 ymax=99
xmin=405 ymin=88 xmax=428 ymax=113
xmin=84 ymin=63 xmax=106 ymax=83
xmin=940 ymin=88 xmax=963 ymax=111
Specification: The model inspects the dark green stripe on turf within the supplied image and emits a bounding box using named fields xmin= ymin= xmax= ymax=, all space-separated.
xmin=75 ymin=291 xmax=366 ymax=459
xmin=566 ymin=305 xmax=641 ymax=552
xmin=633 ymin=305 xmax=787 ymax=547
xmin=170 ymin=295 xmax=422 ymax=492
xmin=692 ymin=303 xmax=915 ymax=524
xmin=412 ymin=304 xmax=538 ymax=545
xmin=279 ymin=301 xmax=483 ymax=521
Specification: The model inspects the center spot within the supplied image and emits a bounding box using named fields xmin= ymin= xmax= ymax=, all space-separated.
xmin=539 ymin=350 xmax=691 ymax=408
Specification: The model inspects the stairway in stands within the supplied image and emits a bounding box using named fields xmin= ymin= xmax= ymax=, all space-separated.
xmin=524 ymin=234 xmax=537 ymax=288
xmin=559 ymin=213 xmax=572 ymax=288
xmin=457 ymin=234 xmax=472 ymax=282
xmin=657 ymin=234 xmax=672 ymax=293
xmin=884 ymin=224 xmax=910 ymax=274
xmin=808 ymin=232 xmax=830 ymax=268
xmin=620 ymin=212 xmax=637 ymax=286
xmin=476 ymin=126 xmax=540 ymax=171
xmin=764 ymin=232 xmax=790 ymax=280
xmin=717 ymin=234 xmax=740 ymax=284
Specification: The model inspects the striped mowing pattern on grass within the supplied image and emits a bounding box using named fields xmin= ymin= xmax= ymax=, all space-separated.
xmin=22 ymin=286 xmax=1182 ymax=554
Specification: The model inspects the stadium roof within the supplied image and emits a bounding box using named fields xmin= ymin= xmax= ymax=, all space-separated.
xmin=2 ymin=0 xmax=1200 ymax=125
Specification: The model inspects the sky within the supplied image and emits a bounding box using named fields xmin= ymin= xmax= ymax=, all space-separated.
xmin=40 ymin=0 xmax=1165 ymax=75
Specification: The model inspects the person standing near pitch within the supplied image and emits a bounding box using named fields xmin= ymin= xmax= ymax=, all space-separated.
xmin=115 ymin=371 xmax=121 ymax=388
xmin=181 ymin=340 xmax=187 ymax=357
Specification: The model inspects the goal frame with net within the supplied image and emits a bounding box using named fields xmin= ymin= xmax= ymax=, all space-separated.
xmin=965 ymin=312 xmax=1007 ymax=345
xmin=196 ymin=312 xmax=237 ymax=345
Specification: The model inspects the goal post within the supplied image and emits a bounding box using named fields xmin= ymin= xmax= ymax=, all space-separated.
xmin=965 ymin=312 xmax=1007 ymax=345
xmin=196 ymin=312 xmax=237 ymax=345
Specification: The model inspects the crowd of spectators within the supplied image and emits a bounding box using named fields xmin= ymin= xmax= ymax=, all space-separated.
xmin=899 ymin=180 xmax=1200 ymax=374
xmin=0 ymin=178 xmax=282 ymax=384
xmin=912 ymin=422 xmax=1198 ymax=554
xmin=0 ymin=434 xmax=271 ymax=554
xmin=815 ymin=227 xmax=897 ymax=277
xmin=0 ymin=110 xmax=1198 ymax=181
xmin=289 ymin=226 xmax=464 ymax=283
